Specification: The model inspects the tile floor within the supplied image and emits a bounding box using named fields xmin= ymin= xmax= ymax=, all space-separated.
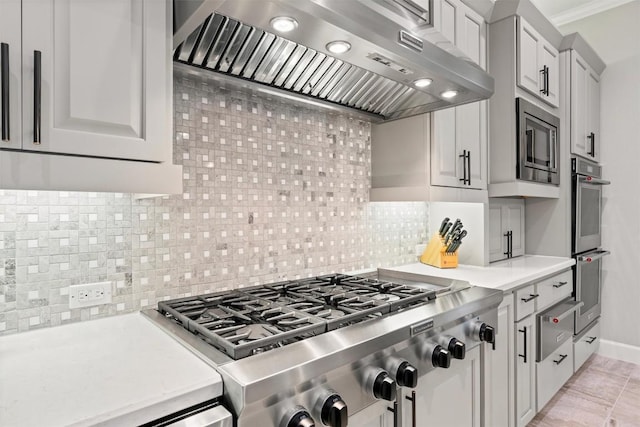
xmin=529 ymin=354 xmax=640 ymax=427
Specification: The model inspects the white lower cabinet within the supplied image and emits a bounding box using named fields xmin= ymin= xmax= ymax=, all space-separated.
xmin=404 ymin=346 xmax=481 ymax=427
xmin=483 ymin=294 xmax=514 ymax=427
xmin=536 ymin=338 xmax=573 ymax=410
xmin=515 ymin=314 xmax=536 ymax=427
xmin=349 ymin=399 xmax=394 ymax=427
xmin=574 ymin=321 xmax=600 ymax=373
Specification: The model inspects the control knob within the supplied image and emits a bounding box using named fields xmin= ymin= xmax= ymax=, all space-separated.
xmin=372 ymin=371 xmax=397 ymax=401
xmin=282 ymin=407 xmax=316 ymax=427
xmin=396 ymin=361 xmax=418 ymax=388
xmin=431 ymin=345 xmax=451 ymax=368
xmin=471 ymin=322 xmax=496 ymax=345
xmin=320 ymin=394 xmax=348 ymax=427
xmin=446 ymin=337 xmax=466 ymax=360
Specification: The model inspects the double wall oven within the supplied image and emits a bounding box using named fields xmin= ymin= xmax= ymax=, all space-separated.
xmin=572 ymin=157 xmax=610 ymax=334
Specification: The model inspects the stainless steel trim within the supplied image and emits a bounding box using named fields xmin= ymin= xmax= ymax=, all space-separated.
xmin=163 ymin=404 xmax=233 ymax=427
xmin=577 ymin=250 xmax=610 ymax=263
xmin=578 ymin=176 xmax=611 ymax=185
xmin=173 ymin=0 xmax=494 ymax=121
xmin=542 ymin=301 xmax=583 ymax=323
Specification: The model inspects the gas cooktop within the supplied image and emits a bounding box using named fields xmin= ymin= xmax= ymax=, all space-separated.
xmin=158 ymin=274 xmax=438 ymax=360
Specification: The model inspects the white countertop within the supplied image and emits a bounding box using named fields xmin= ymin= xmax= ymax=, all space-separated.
xmin=0 ymin=313 xmax=223 ymax=427
xmin=383 ymin=255 xmax=575 ymax=292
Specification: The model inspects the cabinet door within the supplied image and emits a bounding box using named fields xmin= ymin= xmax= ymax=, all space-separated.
xmin=21 ymin=0 xmax=170 ymax=162
xmin=484 ymin=294 xmax=515 ymax=427
xmin=517 ymin=18 xmax=541 ymax=96
xmin=505 ymin=201 xmax=525 ymax=257
xmin=515 ymin=316 xmax=536 ymax=427
xmin=489 ymin=202 xmax=507 ymax=262
xmin=407 ymin=346 xmax=481 ymax=427
xmin=0 ymin=0 xmax=22 ymax=150
xmin=348 ymin=399 xmax=393 ymax=427
xmin=457 ymin=6 xmax=487 ymax=189
xmin=431 ymin=107 xmax=462 ymax=188
xmin=432 ymin=0 xmax=459 ymax=47
xmin=587 ymin=69 xmax=601 ymax=162
xmin=571 ymin=52 xmax=590 ymax=158
xmin=540 ymin=42 xmax=559 ymax=107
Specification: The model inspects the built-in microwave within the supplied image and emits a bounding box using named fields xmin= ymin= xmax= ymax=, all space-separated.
xmin=516 ymin=98 xmax=560 ymax=185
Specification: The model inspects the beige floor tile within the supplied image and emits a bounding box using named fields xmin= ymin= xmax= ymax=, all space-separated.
xmin=588 ymin=355 xmax=636 ymax=379
xmin=564 ymin=364 xmax=628 ymax=406
xmin=629 ymin=365 xmax=640 ymax=382
xmin=608 ymin=379 xmax=640 ymax=426
xmin=530 ymin=387 xmax=611 ymax=427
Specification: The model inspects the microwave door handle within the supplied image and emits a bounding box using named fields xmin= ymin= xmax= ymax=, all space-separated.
xmin=578 ymin=176 xmax=611 ymax=185
xmin=550 ymin=129 xmax=556 ymax=169
xmin=526 ymin=129 xmax=534 ymax=165
xmin=577 ymin=250 xmax=611 ymax=263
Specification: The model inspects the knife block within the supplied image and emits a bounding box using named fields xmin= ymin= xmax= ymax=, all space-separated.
xmin=420 ymin=233 xmax=459 ymax=269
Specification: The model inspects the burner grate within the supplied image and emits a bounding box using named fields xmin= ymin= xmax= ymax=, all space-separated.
xmin=159 ymin=274 xmax=436 ymax=359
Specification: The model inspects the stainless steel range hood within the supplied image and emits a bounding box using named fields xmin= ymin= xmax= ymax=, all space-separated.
xmin=173 ymin=0 xmax=494 ymax=121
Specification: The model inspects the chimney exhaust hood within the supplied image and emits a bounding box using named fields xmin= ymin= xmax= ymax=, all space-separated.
xmin=173 ymin=0 xmax=494 ymax=122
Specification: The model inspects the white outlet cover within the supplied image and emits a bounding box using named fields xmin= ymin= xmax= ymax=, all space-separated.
xmin=69 ymin=282 xmax=112 ymax=309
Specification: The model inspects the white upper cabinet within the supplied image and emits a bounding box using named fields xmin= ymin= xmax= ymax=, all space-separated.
xmin=516 ymin=17 xmax=559 ymax=107
xmin=0 ymin=0 xmax=22 ymax=148
xmin=570 ymin=51 xmax=601 ymax=161
xmin=20 ymin=0 xmax=170 ymax=161
xmin=431 ymin=0 xmax=487 ymax=191
xmin=0 ymin=0 xmax=181 ymax=193
xmin=370 ymin=0 xmax=488 ymax=203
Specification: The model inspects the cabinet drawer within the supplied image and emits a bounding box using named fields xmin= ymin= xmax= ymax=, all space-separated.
xmin=536 ymin=270 xmax=573 ymax=312
xmin=515 ymin=284 xmax=537 ymax=321
xmin=574 ymin=321 xmax=600 ymax=372
xmin=537 ymin=338 xmax=573 ymax=411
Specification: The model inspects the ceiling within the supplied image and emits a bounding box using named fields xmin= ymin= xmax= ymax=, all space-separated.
xmin=529 ymin=0 xmax=638 ymax=26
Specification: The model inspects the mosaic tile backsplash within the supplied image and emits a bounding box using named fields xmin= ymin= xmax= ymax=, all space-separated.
xmin=0 ymin=70 xmax=429 ymax=335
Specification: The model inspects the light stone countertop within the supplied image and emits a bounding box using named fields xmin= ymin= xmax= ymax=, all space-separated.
xmin=0 ymin=312 xmax=223 ymax=427
xmin=380 ymin=255 xmax=575 ymax=292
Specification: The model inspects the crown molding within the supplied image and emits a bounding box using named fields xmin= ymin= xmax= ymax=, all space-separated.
xmin=551 ymin=0 xmax=637 ymax=26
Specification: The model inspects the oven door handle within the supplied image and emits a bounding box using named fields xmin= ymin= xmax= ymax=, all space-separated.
xmin=542 ymin=301 xmax=584 ymax=323
xmin=578 ymin=176 xmax=610 ymax=185
xmin=577 ymin=250 xmax=611 ymax=263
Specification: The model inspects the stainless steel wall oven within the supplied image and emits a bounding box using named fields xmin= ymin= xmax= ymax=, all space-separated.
xmin=571 ymin=157 xmax=610 ymax=335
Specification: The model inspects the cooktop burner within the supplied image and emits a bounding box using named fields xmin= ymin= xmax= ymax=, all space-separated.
xmin=158 ymin=274 xmax=438 ymax=360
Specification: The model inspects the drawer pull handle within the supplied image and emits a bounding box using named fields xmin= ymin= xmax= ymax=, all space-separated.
xmin=586 ymin=336 xmax=597 ymax=344
xmin=553 ymin=354 xmax=568 ymax=365
xmin=521 ymin=294 xmax=539 ymax=303
xmin=33 ymin=50 xmax=42 ymax=144
xmin=553 ymin=281 xmax=568 ymax=288
xmin=518 ymin=327 xmax=528 ymax=364
xmin=1 ymin=42 xmax=9 ymax=142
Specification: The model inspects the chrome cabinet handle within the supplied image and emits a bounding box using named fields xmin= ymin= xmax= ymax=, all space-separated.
xmin=405 ymin=391 xmax=416 ymax=427
xmin=521 ymin=294 xmax=539 ymax=303
xmin=553 ymin=354 xmax=568 ymax=365
xmin=553 ymin=281 xmax=568 ymax=288
xmin=1 ymin=42 xmax=8 ymax=141
xmin=539 ymin=65 xmax=549 ymax=95
xmin=33 ymin=50 xmax=42 ymax=144
xmin=467 ymin=150 xmax=472 ymax=186
xmin=586 ymin=336 xmax=597 ymax=344
xmin=518 ymin=327 xmax=528 ymax=364
xmin=387 ymin=401 xmax=399 ymax=427
xmin=503 ymin=232 xmax=510 ymax=256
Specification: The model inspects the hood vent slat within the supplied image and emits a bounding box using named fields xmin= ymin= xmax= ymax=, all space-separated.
xmin=174 ymin=2 xmax=493 ymax=121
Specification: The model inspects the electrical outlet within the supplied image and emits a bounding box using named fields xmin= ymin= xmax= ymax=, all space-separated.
xmin=69 ymin=282 xmax=112 ymax=309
